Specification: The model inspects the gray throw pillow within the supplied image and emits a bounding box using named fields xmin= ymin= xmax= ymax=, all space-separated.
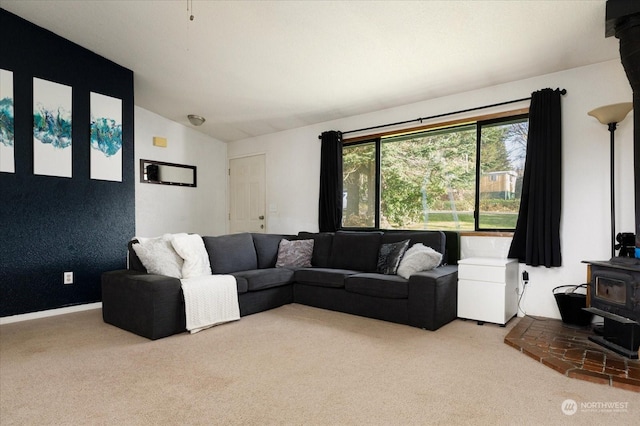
xmin=275 ymin=239 xmax=314 ymax=268
xmin=377 ymin=239 xmax=410 ymax=275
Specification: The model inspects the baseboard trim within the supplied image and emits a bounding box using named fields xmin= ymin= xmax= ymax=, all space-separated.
xmin=0 ymin=302 xmax=102 ymax=325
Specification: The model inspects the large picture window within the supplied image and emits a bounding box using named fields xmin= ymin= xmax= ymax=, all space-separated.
xmin=343 ymin=141 xmax=376 ymax=228
xmin=342 ymin=113 xmax=528 ymax=231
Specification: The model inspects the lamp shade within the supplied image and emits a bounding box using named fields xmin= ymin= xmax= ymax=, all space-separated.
xmin=587 ymin=102 xmax=633 ymax=125
xmin=187 ymin=114 xmax=206 ymax=126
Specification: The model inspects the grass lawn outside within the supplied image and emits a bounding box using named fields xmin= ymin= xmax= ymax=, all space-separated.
xmin=395 ymin=211 xmax=518 ymax=231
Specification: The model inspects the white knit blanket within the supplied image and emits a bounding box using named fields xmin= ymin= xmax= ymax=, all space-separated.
xmin=180 ymin=274 xmax=240 ymax=334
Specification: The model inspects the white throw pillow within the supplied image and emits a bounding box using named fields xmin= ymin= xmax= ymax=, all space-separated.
xmin=131 ymin=234 xmax=184 ymax=278
xmin=171 ymin=234 xmax=212 ymax=279
xmin=396 ymin=243 xmax=443 ymax=279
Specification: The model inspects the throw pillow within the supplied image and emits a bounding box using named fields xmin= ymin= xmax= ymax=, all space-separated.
xmin=275 ymin=239 xmax=314 ymax=268
xmin=396 ymin=243 xmax=443 ymax=279
xmin=131 ymin=234 xmax=184 ymax=278
xmin=171 ymin=234 xmax=212 ymax=279
xmin=377 ymin=239 xmax=410 ymax=275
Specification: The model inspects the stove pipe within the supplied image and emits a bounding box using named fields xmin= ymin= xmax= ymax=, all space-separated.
xmin=607 ymin=1 xmax=640 ymax=253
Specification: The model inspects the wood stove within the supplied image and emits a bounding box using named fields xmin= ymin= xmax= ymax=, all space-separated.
xmin=591 ymin=260 xmax=640 ymax=321
xmin=585 ymin=259 xmax=640 ymax=358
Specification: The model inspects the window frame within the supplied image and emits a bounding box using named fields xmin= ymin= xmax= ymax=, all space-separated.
xmin=342 ymin=137 xmax=381 ymax=230
xmin=474 ymin=113 xmax=529 ymax=232
xmin=341 ymin=109 xmax=528 ymax=232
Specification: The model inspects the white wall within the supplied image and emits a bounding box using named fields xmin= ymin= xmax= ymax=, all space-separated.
xmin=460 ymin=235 xmax=513 ymax=259
xmin=134 ymin=107 xmax=228 ymax=237
xmin=228 ymin=60 xmax=635 ymax=319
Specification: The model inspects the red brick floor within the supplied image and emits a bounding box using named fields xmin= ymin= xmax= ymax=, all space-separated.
xmin=504 ymin=316 xmax=640 ymax=392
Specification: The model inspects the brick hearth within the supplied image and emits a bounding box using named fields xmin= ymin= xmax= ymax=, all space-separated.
xmin=504 ymin=316 xmax=640 ymax=392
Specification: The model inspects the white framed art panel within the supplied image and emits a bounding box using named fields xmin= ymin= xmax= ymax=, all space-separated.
xmin=33 ymin=77 xmax=72 ymax=178
xmin=90 ymin=91 xmax=122 ymax=182
xmin=0 ymin=69 xmax=15 ymax=173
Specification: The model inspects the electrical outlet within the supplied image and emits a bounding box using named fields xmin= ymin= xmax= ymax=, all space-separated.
xmin=522 ymin=270 xmax=529 ymax=282
xmin=63 ymin=271 xmax=73 ymax=285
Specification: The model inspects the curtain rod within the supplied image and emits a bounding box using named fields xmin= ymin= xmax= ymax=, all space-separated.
xmin=318 ymin=89 xmax=567 ymax=139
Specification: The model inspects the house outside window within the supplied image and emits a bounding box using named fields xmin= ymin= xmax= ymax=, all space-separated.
xmin=342 ymin=114 xmax=528 ymax=231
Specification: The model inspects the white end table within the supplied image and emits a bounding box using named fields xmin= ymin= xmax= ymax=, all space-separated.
xmin=457 ymin=257 xmax=518 ymax=326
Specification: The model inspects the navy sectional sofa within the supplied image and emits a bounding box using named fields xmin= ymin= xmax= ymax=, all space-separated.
xmin=102 ymin=230 xmax=460 ymax=340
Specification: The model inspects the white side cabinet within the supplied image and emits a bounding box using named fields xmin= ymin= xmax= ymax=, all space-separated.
xmin=457 ymin=257 xmax=518 ymax=326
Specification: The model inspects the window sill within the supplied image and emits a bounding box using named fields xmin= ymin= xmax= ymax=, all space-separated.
xmin=460 ymin=231 xmax=514 ymax=238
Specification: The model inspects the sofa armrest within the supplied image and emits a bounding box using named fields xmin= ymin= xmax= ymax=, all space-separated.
xmin=407 ymin=265 xmax=458 ymax=330
xmin=102 ymin=270 xmax=185 ymax=340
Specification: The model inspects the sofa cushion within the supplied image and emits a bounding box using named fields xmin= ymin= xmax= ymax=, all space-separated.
xmin=127 ymin=240 xmax=147 ymax=272
xmin=294 ymin=267 xmax=358 ymax=288
xmin=203 ymin=233 xmax=258 ymax=274
xmin=297 ymin=232 xmax=333 ymax=267
xmin=345 ymin=273 xmax=409 ymax=299
xmin=234 ymin=268 xmax=295 ymax=291
xmin=381 ymin=231 xmax=446 ymax=258
xmin=252 ymin=233 xmax=288 ymax=269
xmin=276 ymin=239 xmax=314 ymax=268
xmin=442 ymin=231 xmax=460 ymax=266
xmin=329 ymin=231 xmax=382 ymax=272
xmin=377 ymin=239 xmax=410 ymax=275
xmin=229 ymin=274 xmax=249 ymax=294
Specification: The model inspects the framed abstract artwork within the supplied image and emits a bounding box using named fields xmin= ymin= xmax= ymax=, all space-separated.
xmin=33 ymin=77 xmax=72 ymax=178
xmin=0 ymin=69 xmax=14 ymax=173
xmin=90 ymin=92 xmax=122 ymax=182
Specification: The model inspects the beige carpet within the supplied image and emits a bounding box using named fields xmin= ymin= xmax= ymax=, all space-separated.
xmin=1 ymin=304 xmax=638 ymax=425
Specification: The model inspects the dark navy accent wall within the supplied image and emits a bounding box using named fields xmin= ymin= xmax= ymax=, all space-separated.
xmin=0 ymin=10 xmax=135 ymax=316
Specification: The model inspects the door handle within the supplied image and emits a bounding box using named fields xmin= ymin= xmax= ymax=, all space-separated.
xmin=259 ymin=215 xmax=265 ymax=220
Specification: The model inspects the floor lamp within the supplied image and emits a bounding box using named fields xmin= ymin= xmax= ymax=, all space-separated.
xmin=587 ymin=102 xmax=634 ymax=258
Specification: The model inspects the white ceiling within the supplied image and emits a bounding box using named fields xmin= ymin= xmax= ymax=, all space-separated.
xmin=1 ymin=0 xmax=619 ymax=142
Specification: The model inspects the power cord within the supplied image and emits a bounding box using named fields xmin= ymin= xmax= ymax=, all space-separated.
xmin=517 ymin=270 xmax=529 ymax=316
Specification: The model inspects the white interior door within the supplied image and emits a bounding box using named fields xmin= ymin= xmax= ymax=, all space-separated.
xmin=229 ymin=154 xmax=266 ymax=233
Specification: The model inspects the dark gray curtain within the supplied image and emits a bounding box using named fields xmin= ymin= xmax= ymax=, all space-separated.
xmin=318 ymin=131 xmax=343 ymax=232
xmin=508 ymin=88 xmax=563 ymax=267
